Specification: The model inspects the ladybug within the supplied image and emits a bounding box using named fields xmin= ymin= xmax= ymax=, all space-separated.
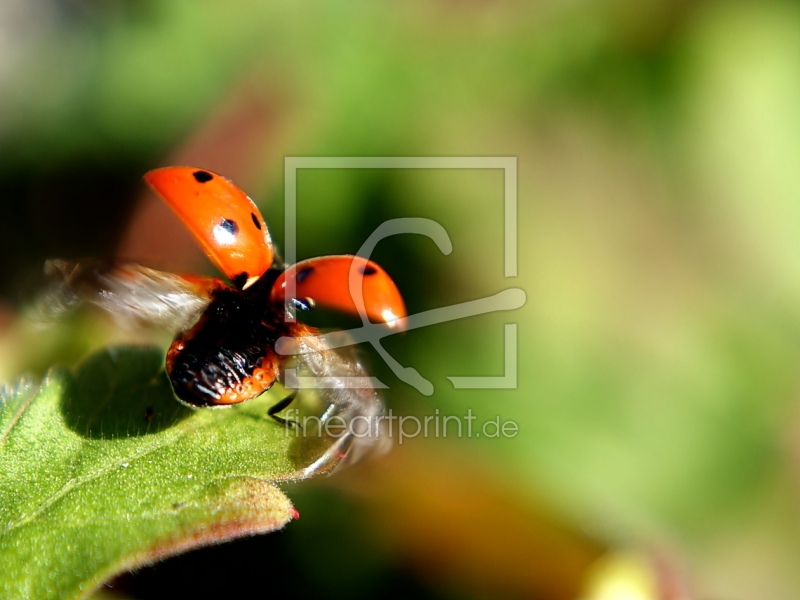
xmin=46 ymin=167 xmax=405 ymax=467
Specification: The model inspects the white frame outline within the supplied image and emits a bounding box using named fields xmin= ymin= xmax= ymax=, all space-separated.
xmin=283 ymin=156 xmax=520 ymax=391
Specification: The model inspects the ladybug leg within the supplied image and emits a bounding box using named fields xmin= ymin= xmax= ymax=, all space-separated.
xmin=268 ymin=390 xmax=301 ymax=429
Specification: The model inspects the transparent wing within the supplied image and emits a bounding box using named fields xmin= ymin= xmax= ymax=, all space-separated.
xmin=278 ymin=330 xmax=389 ymax=476
xmin=38 ymin=259 xmax=219 ymax=333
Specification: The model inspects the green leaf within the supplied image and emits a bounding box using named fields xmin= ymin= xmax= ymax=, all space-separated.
xmin=0 ymin=346 xmax=310 ymax=600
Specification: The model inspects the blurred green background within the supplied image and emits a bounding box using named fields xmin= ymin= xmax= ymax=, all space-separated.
xmin=3 ymin=1 xmax=800 ymax=598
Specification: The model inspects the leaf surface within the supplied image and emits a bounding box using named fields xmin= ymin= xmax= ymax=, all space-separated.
xmin=0 ymin=346 xmax=306 ymax=600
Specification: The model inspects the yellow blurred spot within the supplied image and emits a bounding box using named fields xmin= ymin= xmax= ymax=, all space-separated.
xmin=579 ymin=552 xmax=659 ymax=600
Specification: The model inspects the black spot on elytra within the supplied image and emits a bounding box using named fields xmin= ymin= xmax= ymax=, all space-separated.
xmin=251 ymin=212 xmax=262 ymax=230
xmin=193 ymin=170 xmax=213 ymax=183
xmin=360 ymin=264 xmax=378 ymax=276
xmin=220 ymin=219 xmax=238 ymax=235
xmin=144 ymin=407 xmax=154 ymax=422
xmin=296 ymin=267 xmax=314 ymax=283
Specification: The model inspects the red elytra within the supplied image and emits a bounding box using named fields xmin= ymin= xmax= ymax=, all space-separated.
xmin=144 ymin=167 xmax=274 ymax=290
xmin=271 ymin=256 xmax=406 ymax=327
